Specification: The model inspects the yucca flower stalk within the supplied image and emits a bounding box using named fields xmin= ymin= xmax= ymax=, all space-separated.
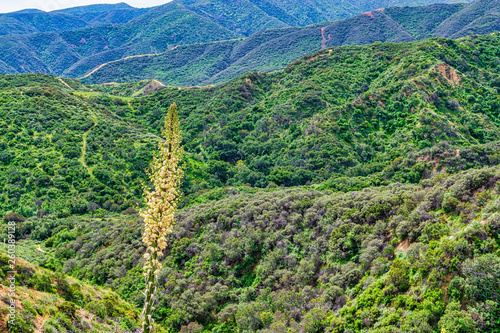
xmin=140 ymin=103 xmax=184 ymax=333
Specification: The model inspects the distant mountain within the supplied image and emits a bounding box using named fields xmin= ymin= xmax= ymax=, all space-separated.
xmin=0 ymin=3 xmax=147 ymax=36
xmin=0 ymin=11 xmax=88 ymax=35
xmin=0 ymin=2 xmax=238 ymax=75
xmin=434 ymin=0 xmax=500 ymax=37
xmin=186 ymin=0 xmax=476 ymax=28
xmin=0 ymin=0 xmax=477 ymax=78
xmin=53 ymin=2 xmax=134 ymax=14
xmin=81 ymin=0 xmax=500 ymax=86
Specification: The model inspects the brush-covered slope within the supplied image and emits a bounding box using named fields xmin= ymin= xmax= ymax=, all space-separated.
xmin=80 ymin=0 xmax=500 ymax=86
xmin=0 ymin=74 xmax=159 ymax=218
xmin=80 ymin=8 xmax=421 ymax=86
xmin=10 ymin=166 xmax=500 ymax=332
xmin=0 ymin=248 xmax=140 ymax=332
xmin=98 ymin=33 xmax=500 ymax=196
xmin=4 ymin=33 xmax=500 ymax=219
xmin=74 ymin=7 xmax=431 ymax=85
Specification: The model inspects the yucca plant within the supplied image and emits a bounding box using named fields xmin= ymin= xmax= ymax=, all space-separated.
xmin=140 ymin=103 xmax=184 ymax=332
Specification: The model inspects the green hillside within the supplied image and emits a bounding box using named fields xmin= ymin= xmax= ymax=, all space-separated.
xmin=7 ymin=165 xmax=500 ymax=332
xmin=3 ymin=33 xmax=500 ymax=218
xmin=0 ymin=74 xmax=157 ymax=218
xmin=0 ymin=248 xmax=141 ymax=332
xmin=384 ymin=3 xmax=467 ymax=39
xmin=97 ymin=33 xmax=500 ymax=195
xmin=80 ymin=0 xmax=500 ymax=86
xmin=3 ymin=31 xmax=500 ymax=332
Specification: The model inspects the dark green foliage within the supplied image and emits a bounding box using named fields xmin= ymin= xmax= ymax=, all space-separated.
xmin=385 ymin=3 xmax=466 ymax=39
xmin=91 ymin=33 xmax=500 ymax=209
xmin=388 ymin=258 xmax=410 ymax=291
xmin=0 ymin=74 xmax=153 ymax=217
xmin=438 ymin=302 xmax=477 ymax=333
xmin=57 ymin=301 xmax=77 ymax=317
xmin=18 ymin=166 xmax=499 ymax=332
xmin=33 ymin=273 xmax=56 ymax=293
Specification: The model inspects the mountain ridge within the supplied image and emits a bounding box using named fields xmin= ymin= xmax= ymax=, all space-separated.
xmin=0 ymin=0 xmax=479 ymax=81
xmin=80 ymin=0 xmax=498 ymax=86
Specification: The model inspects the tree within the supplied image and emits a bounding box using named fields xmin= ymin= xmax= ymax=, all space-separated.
xmin=438 ymin=302 xmax=477 ymax=333
xmin=140 ymin=103 xmax=184 ymax=332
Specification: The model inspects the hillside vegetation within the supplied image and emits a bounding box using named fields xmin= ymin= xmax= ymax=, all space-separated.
xmin=81 ymin=0 xmax=500 ymax=86
xmin=7 ymin=165 xmax=500 ymax=332
xmin=0 ymin=250 xmax=139 ymax=332
xmin=3 ymin=33 xmax=500 ymax=218
xmin=2 ymin=31 xmax=500 ymax=332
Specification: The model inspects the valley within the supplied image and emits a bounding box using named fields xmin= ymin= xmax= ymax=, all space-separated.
xmin=1 ymin=0 xmax=500 ymax=332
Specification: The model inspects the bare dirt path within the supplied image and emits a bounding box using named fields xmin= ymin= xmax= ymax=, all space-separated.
xmin=58 ymin=78 xmax=74 ymax=90
xmin=78 ymin=117 xmax=97 ymax=177
xmin=79 ymin=52 xmax=166 ymax=80
xmin=321 ymin=27 xmax=331 ymax=49
xmin=36 ymin=244 xmax=48 ymax=254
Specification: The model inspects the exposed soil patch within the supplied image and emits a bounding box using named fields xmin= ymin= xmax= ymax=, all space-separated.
xmin=307 ymin=55 xmax=319 ymax=62
xmin=363 ymin=11 xmax=375 ymax=18
xmin=141 ymin=79 xmax=165 ymax=96
xmin=434 ymin=64 xmax=461 ymax=86
xmin=321 ymin=27 xmax=331 ymax=49
xmin=396 ymin=238 xmax=410 ymax=253
xmin=58 ymin=78 xmax=73 ymax=90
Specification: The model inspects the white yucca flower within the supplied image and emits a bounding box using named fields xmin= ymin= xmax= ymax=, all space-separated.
xmin=140 ymin=103 xmax=184 ymax=333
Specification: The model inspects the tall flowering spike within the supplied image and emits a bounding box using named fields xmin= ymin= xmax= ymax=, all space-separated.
xmin=140 ymin=103 xmax=184 ymax=333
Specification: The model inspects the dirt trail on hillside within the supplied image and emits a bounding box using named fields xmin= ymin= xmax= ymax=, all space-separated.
xmin=78 ymin=110 xmax=97 ymax=177
xmin=321 ymin=27 xmax=331 ymax=49
xmin=79 ymin=50 xmax=172 ymax=80
xmin=58 ymin=78 xmax=73 ymax=90
xmin=36 ymin=244 xmax=48 ymax=254
xmin=79 ymin=124 xmax=95 ymax=177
